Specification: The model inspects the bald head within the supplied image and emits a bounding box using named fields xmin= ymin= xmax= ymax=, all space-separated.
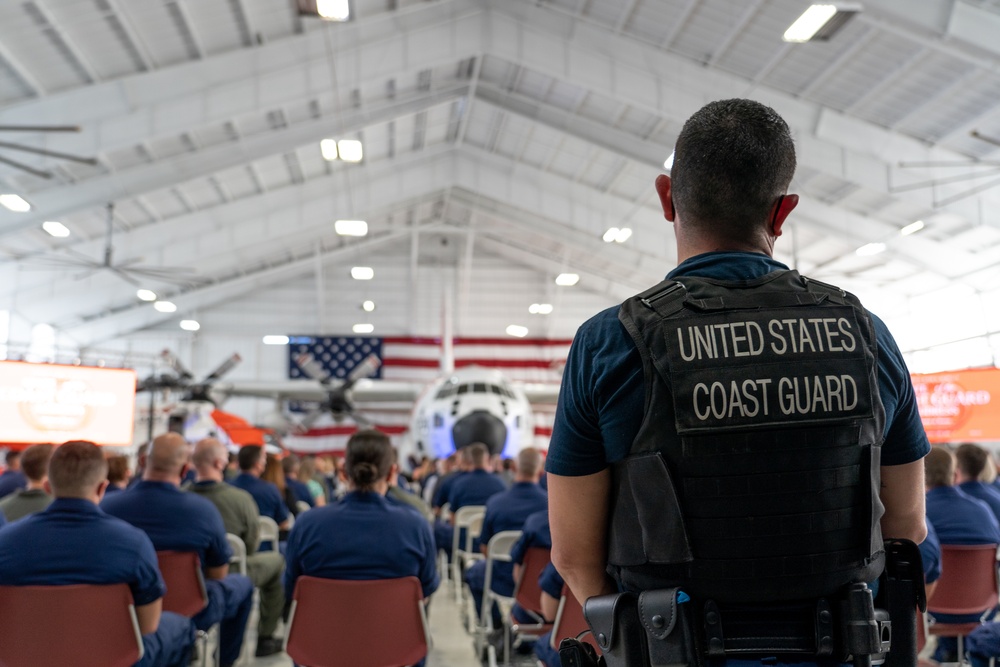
xmin=516 ymin=447 xmax=542 ymax=481
xmin=144 ymin=432 xmax=190 ymax=483
xmin=193 ymin=438 xmax=228 ymax=482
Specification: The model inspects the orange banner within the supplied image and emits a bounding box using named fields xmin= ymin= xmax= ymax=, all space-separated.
xmin=911 ymin=368 xmax=1000 ymax=443
xmin=0 ymin=361 xmax=136 ymax=447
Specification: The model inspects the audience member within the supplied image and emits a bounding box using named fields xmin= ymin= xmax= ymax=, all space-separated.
xmin=466 ymin=448 xmax=548 ymax=625
xmin=446 ymin=443 xmax=506 ymax=512
xmin=0 ymin=443 xmax=54 ymax=521
xmin=188 ymin=438 xmax=285 ymax=658
xmin=921 ymin=517 xmax=941 ymax=601
xmin=282 ymin=454 xmax=314 ymax=511
xmin=297 ymin=456 xmax=327 ymax=507
xmin=102 ymin=433 xmax=254 ymax=667
xmin=386 ymin=448 xmax=432 ymax=518
xmin=0 ymin=450 xmax=27 ymax=499
xmin=284 ymin=430 xmax=439 ymax=667
xmin=955 ymin=442 xmax=1000 ymax=522
xmin=105 ymin=454 xmax=131 ymax=495
xmin=0 ymin=440 xmax=194 ymax=666
xmin=429 ymin=451 xmax=463 ymax=512
xmin=230 ymin=446 xmax=291 ymax=530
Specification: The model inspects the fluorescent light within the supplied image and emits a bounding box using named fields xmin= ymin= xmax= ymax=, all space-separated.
xmin=555 ymin=273 xmax=579 ymax=286
xmin=42 ymin=221 xmax=70 ymax=238
xmin=529 ymin=303 xmax=553 ymax=315
xmin=603 ymin=228 xmax=619 ymax=243
xmin=615 ymin=227 xmax=633 ymax=243
xmin=855 ymin=242 xmax=886 ymax=257
xmin=351 ymin=266 xmax=374 ymax=280
xmin=506 ymin=325 xmax=529 ymax=338
xmin=664 ymin=151 xmax=675 ymax=170
xmin=153 ymin=301 xmax=177 ymax=313
xmin=900 ymin=220 xmax=925 ymax=236
xmin=337 ymin=139 xmax=363 ymax=162
xmin=179 ymin=320 xmax=200 ymax=331
xmin=0 ymin=194 xmax=30 ymax=212
xmin=353 ymin=323 xmax=374 ymax=334
xmin=316 ymin=0 xmax=350 ymax=20
xmin=263 ymin=335 xmax=289 ymax=345
xmin=136 ymin=289 xmax=157 ymax=302
xmin=782 ymin=4 xmax=861 ymax=42
xmin=362 ymin=300 xmax=375 ymax=312
xmin=335 ymin=219 xmax=368 ymax=236
xmin=320 ymin=139 xmax=338 ymax=161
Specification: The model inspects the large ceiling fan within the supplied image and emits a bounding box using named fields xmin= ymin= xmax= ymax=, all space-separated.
xmin=0 ymin=124 xmax=97 ymax=179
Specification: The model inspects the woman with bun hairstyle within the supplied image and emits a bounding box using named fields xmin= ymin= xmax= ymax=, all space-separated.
xmin=283 ymin=430 xmax=440 ymax=659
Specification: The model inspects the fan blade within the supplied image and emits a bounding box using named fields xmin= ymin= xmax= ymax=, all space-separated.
xmin=161 ymin=349 xmax=194 ymax=382
xmin=0 ymin=125 xmax=80 ymax=132
xmin=0 ymin=154 xmax=51 ymax=179
xmin=202 ymin=353 xmax=242 ymax=383
xmin=110 ymin=267 xmax=141 ymax=287
xmin=294 ymin=353 xmax=332 ymax=384
xmin=0 ymin=140 xmax=97 ymax=166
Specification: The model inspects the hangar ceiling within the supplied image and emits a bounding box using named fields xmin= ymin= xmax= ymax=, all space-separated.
xmin=2 ymin=0 xmax=1000 ymax=373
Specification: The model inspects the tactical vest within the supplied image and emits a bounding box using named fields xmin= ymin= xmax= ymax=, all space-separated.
xmin=610 ymin=269 xmax=886 ymax=604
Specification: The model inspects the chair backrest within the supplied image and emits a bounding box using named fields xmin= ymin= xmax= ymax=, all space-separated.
xmin=0 ymin=583 xmax=143 ymax=667
xmin=465 ymin=514 xmax=485 ymax=551
xmin=259 ymin=515 xmax=280 ymax=547
xmin=285 ymin=576 xmax=430 ymax=667
xmin=551 ymin=584 xmax=600 ymax=654
xmin=227 ymin=533 xmax=248 ymax=576
xmin=513 ymin=547 xmax=552 ymax=614
xmin=926 ymin=544 xmax=999 ymax=616
xmin=452 ymin=505 xmax=486 ymax=555
xmin=156 ymin=550 xmax=209 ymax=618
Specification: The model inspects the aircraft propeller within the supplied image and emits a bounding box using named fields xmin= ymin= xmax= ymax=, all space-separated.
xmin=292 ymin=352 xmax=381 ymax=432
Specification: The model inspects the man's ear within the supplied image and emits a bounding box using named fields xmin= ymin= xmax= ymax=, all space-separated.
xmin=655 ymin=174 xmax=675 ymax=222
xmin=96 ymin=479 xmax=109 ymax=500
xmin=43 ymin=479 xmax=52 ymax=495
xmin=771 ymin=193 xmax=799 ymax=237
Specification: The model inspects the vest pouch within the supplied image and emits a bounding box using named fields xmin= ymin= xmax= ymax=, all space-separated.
xmin=638 ymin=588 xmax=697 ymax=667
xmin=584 ymin=593 xmax=648 ymax=667
xmin=608 ymin=452 xmax=693 ymax=568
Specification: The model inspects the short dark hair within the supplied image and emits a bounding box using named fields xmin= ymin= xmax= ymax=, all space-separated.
xmin=345 ymin=430 xmax=393 ymax=492
xmin=20 ymin=443 xmax=54 ymax=482
xmin=49 ymin=441 xmax=108 ymax=497
xmin=955 ymin=442 xmax=989 ymax=479
xmin=5 ymin=450 xmax=20 ymax=466
xmin=924 ymin=446 xmax=955 ymax=489
xmin=106 ymin=454 xmax=130 ymax=484
xmin=672 ymin=99 xmax=796 ymax=241
xmin=238 ymin=445 xmax=263 ymax=471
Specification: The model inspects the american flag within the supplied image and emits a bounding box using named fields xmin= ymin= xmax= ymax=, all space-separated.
xmin=282 ymin=336 xmax=570 ymax=456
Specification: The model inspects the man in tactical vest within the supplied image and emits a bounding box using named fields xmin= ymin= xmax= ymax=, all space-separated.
xmin=546 ymin=99 xmax=929 ymax=667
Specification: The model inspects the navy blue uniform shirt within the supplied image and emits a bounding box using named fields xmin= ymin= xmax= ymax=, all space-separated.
xmin=921 ymin=518 xmax=941 ymax=584
xmin=229 ymin=473 xmax=290 ymax=524
xmin=510 ymin=509 xmax=552 ymax=565
xmin=447 ymin=469 xmax=506 ymax=511
xmin=102 ymin=480 xmax=231 ymax=568
xmin=284 ymin=491 xmax=439 ymax=599
xmin=287 ymin=478 xmax=314 ymax=508
xmin=432 ymin=470 xmax=465 ymax=509
xmin=926 ymin=485 xmax=1000 ymax=545
xmin=0 ymin=497 xmax=165 ymax=605
xmin=480 ymin=482 xmax=548 ymax=547
xmin=547 ymin=252 xmax=931 ymax=475
xmin=0 ymin=470 xmax=26 ymax=500
xmin=957 ymin=481 xmax=1000 ymax=524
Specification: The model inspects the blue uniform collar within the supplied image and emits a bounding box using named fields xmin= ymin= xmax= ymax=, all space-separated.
xmin=667 ymin=251 xmax=788 ymax=282
xmin=134 ymin=480 xmax=182 ymax=493
xmin=343 ymin=490 xmax=391 ymax=507
xmin=47 ymin=497 xmax=103 ymax=514
xmin=927 ymin=485 xmax=963 ymax=499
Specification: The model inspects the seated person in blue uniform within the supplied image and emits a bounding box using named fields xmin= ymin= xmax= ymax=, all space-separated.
xmin=920 ymin=517 xmax=941 ymax=600
xmin=924 ymin=445 xmax=1000 ymax=663
xmin=282 ymin=454 xmax=315 ymax=511
xmin=465 ymin=447 xmax=548 ymax=625
xmin=955 ymin=442 xmax=1000 ymax=523
xmin=102 ymin=433 xmax=254 ymax=667
xmin=0 ymin=440 xmax=194 ymax=667
xmin=0 ymin=442 xmax=54 ymax=522
xmin=0 ymin=449 xmax=27 ymax=499
xmin=230 ymin=445 xmax=290 ymax=535
xmin=284 ymin=429 xmax=439 ymax=667
xmin=436 ymin=443 xmax=507 ymax=557
xmin=105 ymin=454 xmax=132 ymax=495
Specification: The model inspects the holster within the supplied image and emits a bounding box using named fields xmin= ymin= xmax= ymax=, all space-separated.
xmin=584 ymin=590 xmax=697 ymax=667
xmin=878 ymin=539 xmax=926 ymax=667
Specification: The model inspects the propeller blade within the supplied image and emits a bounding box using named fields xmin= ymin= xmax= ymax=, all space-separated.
xmin=294 ymin=353 xmax=331 ymax=384
xmin=161 ymin=349 xmax=194 ymax=382
xmin=202 ymin=353 xmax=242 ymax=383
xmin=344 ymin=353 xmax=382 ymax=388
xmin=295 ymin=408 xmax=325 ymax=434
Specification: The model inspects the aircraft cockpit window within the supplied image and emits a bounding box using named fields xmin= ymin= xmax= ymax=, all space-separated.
xmin=457 ymin=384 xmax=470 ymax=395
xmin=501 ymin=386 xmax=515 ymax=398
xmin=489 ymin=385 xmax=502 ymax=395
xmin=435 ymin=385 xmax=456 ymax=399
xmin=472 ymin=383 xmax=487 ymax=394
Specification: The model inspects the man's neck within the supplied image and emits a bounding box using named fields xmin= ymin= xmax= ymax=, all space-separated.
xmin=195 ymin=470 xmax=223 ymax=484
xmin=241 ymin=469 xmax=259 ymax=478
xmin=25 ymin=480 xmax=46 ymax=491
xmin=143 ymin=472 xmax=180 ymax=487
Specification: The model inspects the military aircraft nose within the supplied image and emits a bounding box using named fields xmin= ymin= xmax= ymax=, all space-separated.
xmin=452 ymin=410 xmax=507 ymax=455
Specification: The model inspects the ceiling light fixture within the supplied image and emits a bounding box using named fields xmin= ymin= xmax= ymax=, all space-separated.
xmin=136 ymin=289 xmax=157 ymax=302
xmin=855 ymin=242 xmax=886 ymax=257
xmin=351 ymin=266 xmax=374 ymax=280
xmin=506 ymin=325 xmax=529 ymax=338
xmin=42 ymin=221 xmax=70 ymax=237
xmin=362 ymin=300 xmax=376 ymax=312
xmin=603 ymin=228 xmax=619 ymax=243
xmin=529 ymin=303 xmax=553 ymax=315
xmin=782 ymin=3 xmax=861 ymax=43
xmin=320 ymin=139 xmax=338 ymax=161
xmin=555 ymin=273 xmax=580 ymax=286
xmin=0 ymin=194 xmax=30 ymax=212
xmin=614 ymin=227 xmax=632 ymax=243
xmin=353 ymin=323 xmax=374 ymax=334
xmin=337 ymin=139 xmax=363 ymax=163
xmin=179 ymin=320 xmax=200 ymax=331
xmin=153 ymin=301 xmax=177 ymax=313
xmin=900 ymin=220 xmax=925 ymax=236
xmin=263 ymin=335 xmax=290 ymax=345
xmin=296 ymin=0 xmax=350 ymax=21
xmin=335 ymin=219 xmax=368 ymax=236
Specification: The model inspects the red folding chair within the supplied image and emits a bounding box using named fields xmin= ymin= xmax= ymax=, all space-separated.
xmin=284 ymin=576 xmax=432 ymax=667
xmin=0 ymin=583 xmax=144 ymax=667
xmin=927 ymin=543 xmax=999 ymax=664
xmin=157 ymin=550 xmax=217 ymax=667
xmin=551 ymin=584 xmax=600 ymax=656
xmin=510 ymin=547 xmax=553 ymax=636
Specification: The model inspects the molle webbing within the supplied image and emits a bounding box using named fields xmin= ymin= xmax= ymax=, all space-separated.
xmin=613 ymin=270 xmax=886 ymax=603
